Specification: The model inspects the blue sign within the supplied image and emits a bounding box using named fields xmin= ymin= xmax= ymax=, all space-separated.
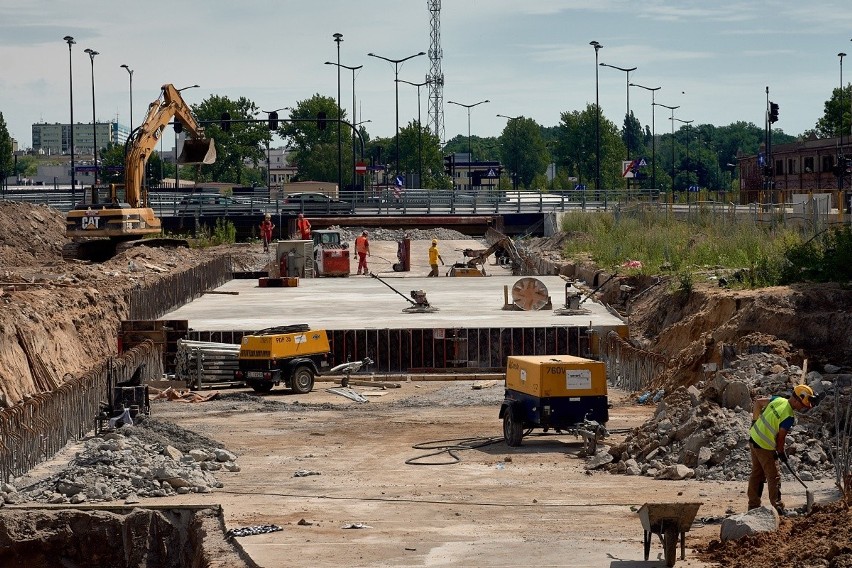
xmin=688 ymin=185 xmax=700 ymax=192
xmin=574 ymin=184 xmax=587 ymax=191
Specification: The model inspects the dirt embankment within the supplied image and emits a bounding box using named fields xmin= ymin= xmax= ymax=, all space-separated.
xmin=0 ymin=202 xmax=240 ymax=407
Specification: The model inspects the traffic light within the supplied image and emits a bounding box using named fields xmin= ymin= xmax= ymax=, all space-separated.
xmin=220 ymin=112 xmax=231 ymax=132
xmin=316 ymin=111 xmax=327 ymax=130
xmin=268 ymin=111 xmax=278 ymax=131
xmin=769 ymin=102 xmax=779 ymax=123
xmin=762 ymin=165 xmax=772 ymax=177
xmin=443 ymin=154 xmax=454 ymax=176
xmin=173 ymin=120 xmax=183 ymax=134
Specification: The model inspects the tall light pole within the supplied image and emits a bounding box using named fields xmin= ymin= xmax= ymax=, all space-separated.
xmin=599 ymin=62 xmax=636 ymax=162
xmin=447 ymin=100 xmax=490 ymax=190
xmin=262 ymin=107 xmax=290 ymax=191
xmin=840 ymin=52 xmax=847 ymax=191
xmin=671 ymin=117 xmax=693 ymax=197
xmin=590 ymin=41 xmax=603 ymax=192
xmin=63 ymin=36 xmax=76 ymax=191
xmin=654 ymin=103 xmax=679 ymax=192
xmin=368 ymin=50 xmax=426 ymax=184
xmin=397 ymin=78 xmax=430 ymax=187
xmin=325 ymin=60 xmax=363 ymax=192
xmin=631 ymin=83 xmax=661 ymax=189
xmin=120 ymin=64 xmax=134 ymax=133
xmin=497 ymin=114 xmax=520 ymax=191
xmin=83 ymin=48 xmax=99 ymax=186
xmin=174 ymin=84 xmax=199 ymax=190
xmin=332 ymin=33 xmax=344 ymax=193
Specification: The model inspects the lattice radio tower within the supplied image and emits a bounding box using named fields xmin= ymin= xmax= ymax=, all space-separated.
xmin=427 ymin=0 xmax=445 ymax=144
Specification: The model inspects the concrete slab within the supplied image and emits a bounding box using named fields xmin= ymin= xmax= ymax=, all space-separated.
xmin=162 ymin=241 xmax=625 ymax=332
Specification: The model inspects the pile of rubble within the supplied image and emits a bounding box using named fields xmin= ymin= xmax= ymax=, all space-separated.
xmin=1 ymin=418 xmax=239 ymax=505
xmin=335 ymin=226 xmax=472 ymax=243
xmin=605 ymin=351 xmax=848 ymax=481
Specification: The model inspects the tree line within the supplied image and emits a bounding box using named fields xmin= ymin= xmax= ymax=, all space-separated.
xmin=3 ymin=84 xmax=851 ymax=192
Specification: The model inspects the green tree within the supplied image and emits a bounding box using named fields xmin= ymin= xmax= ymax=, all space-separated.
xmin=280 ymin=94 xmax=350 ymax=186
xmin=397 ymin=120 xmax=444 ymax=188
xmin=814 ymin=84 xmax=852 ymax=138
xmin=98 ymin=143 xmax=166 ymax=186
xmin=0 ymin=113 xmax=12 ymax=187
xmin=192 ymin=95 xmax=268 ymax=184
xmin=553 ymin=104 xmax=626 ymax=190
xmin=499 ymin=117 xmax=549 ymax=188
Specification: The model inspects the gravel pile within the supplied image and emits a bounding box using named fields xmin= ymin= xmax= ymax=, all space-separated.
xmin=606 ymin=352 xmax=849 ymax=482
xmin=2 ymin=418 xmax=238 ymax=505
xmin=333 ymin=226 xmax=475 ymax=243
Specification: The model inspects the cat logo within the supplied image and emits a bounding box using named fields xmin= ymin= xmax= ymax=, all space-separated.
xmin=81 ymin=216 xmax=100 ymax=230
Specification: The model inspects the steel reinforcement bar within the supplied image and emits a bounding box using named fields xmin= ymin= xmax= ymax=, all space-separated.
xmin=599 ymin=331 xmax=668 ymax=393
xmin=0 ymin=341 xmax=163 ymax=483
xmin=129 ymin=255 xmax=233 ymax=321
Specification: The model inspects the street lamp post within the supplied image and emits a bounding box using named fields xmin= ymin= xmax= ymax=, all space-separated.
xmin=174 ymin=84 xmax=199 ymax=190
xmin=325 ymin=60 xmax=363 ymax=193
xmin=447 ymin=100 xmax=490 ymax=191
xmin=262 ymin=107 xmax=290 ymax=192
xmin=368 ymin=50 xmax=426 ymax=185
xmin=654 ymin=103 xmax=679 ymax=194
xmin=397 ymin=78 xmax=430 ymax=187
xmin=333 ymin=33 xmax=343 ymax=194
xmin=839 ymin=52 xmax=846 ymax=191
xmin=63 ymin=36 xmax=76 ymax=193
xmin=120 ymin=64 xmax=134 ymax=133
xmin=599 ymin=63 xmax=637 ymax=162
xmin=83 ymin=48 xmax=99 ymax=186
xmin=497 ymin=114 xmax=520 ymax=191
xmin=590 ymin=41 xmax=603 ymax=193
xmin=671 ymin=117 xmax=693 ymax=199
xmin=631 ymin=83 xmax=661 ymax=189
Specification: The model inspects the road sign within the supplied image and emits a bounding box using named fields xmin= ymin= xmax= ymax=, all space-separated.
xmin=574 ymin=184 xmax=587 ymax=191
xmin=355 ymin=161 xmax=367 ymax=175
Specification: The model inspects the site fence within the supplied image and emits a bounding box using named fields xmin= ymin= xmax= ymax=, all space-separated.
xmin=0 ymin=341 xmax=162 ymax=483
xmin=598 ymin=331 xmax=668 ymax=393
xmin=129 ymin=255 xmax=232 ymax=321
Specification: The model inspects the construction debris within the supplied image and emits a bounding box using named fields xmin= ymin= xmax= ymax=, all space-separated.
xmin=151 ymin=387 xmax=220 ymax=403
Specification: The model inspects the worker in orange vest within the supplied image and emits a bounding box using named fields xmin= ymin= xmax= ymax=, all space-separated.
xmin=354 ymin=230 xmax=370 ymax=275
xmin=259 ymin=214 xmax=275 ymax=253
xmin=296 ymin=213 xmax=312 ymax=240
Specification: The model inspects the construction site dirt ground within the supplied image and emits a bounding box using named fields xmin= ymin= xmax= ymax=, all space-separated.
xmin=22 ymin=381 xmax=821 ymax=568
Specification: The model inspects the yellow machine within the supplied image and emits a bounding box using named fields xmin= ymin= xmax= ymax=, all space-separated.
xmin=448 ymin=228 xmax=522 ymax=276
xmin=234 ymin=324 xmax=331 ymax=394
xmin=65 ymin=84 xmax=216 ymax=260
xmin=500 ymin=355 xmax=609 ymax=448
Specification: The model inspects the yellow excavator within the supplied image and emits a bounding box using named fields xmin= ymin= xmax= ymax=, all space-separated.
xmin=65 ymin=83 xmax=216 ymax=260
xmin=448 ymin=228 xmax=523 ymax=276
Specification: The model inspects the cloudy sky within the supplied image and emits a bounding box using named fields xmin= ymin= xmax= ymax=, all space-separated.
xmin=3 ymin=0 xmax=852 ymax=151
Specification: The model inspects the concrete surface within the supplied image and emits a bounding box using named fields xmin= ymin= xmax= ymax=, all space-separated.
xmin=163 ymin=241 xmax=625 ymax=332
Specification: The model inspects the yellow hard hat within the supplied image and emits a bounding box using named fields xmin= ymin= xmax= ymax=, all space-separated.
xmin=431 ymin=239 xmax=438 ymax=244
xmin=793 ymin=384 xmax=815 ymax=408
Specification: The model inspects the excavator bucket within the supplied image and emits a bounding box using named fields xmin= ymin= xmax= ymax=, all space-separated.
xmin=178 ymin=138 xmax=216 ymax=165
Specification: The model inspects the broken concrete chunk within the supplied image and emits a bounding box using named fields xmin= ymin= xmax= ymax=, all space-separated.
xmin=720 ymin=507 xmax=779 ymax=541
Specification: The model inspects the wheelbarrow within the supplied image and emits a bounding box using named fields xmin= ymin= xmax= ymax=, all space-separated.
xmin=637 ymin=502 xmax=702 ymax=567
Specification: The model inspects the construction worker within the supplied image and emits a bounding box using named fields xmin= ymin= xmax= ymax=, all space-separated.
xmin=296 ymin=213 xmax=312 ymax=240
xmin=259 ymin=214 xmax=275 ymax=253
xmin=428 ymin=238 xmax=444 ymax=277
xmin=355 ymin=230 xmax=370 ymax=275
xmin=747 ymin=384 xmax=817 ymax=514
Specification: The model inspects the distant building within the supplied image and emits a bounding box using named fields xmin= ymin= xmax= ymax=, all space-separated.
xmin=738 ymin=134 xmax=850 ymax=203
xmin=445 ymin=153 xmax=502 ymax=192
xmin=31 ymin=121 xmax=129 ymax=156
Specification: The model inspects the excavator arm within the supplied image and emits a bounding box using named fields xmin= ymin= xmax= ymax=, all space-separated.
xmin=123 ymin=83 xmax=215 ymax=207
xmin=462 ymin=230 xmax=522 ymax=275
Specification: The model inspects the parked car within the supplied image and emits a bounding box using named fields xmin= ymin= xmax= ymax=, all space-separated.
xmin=283 ymin=192 xmax=352 ymax=214
xmin=177 ymin=194 xmax=264 ymax=216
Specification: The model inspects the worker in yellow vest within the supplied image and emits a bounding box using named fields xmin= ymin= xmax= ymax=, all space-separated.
xmin=747 ymin=384 xmax=816 ymax=514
